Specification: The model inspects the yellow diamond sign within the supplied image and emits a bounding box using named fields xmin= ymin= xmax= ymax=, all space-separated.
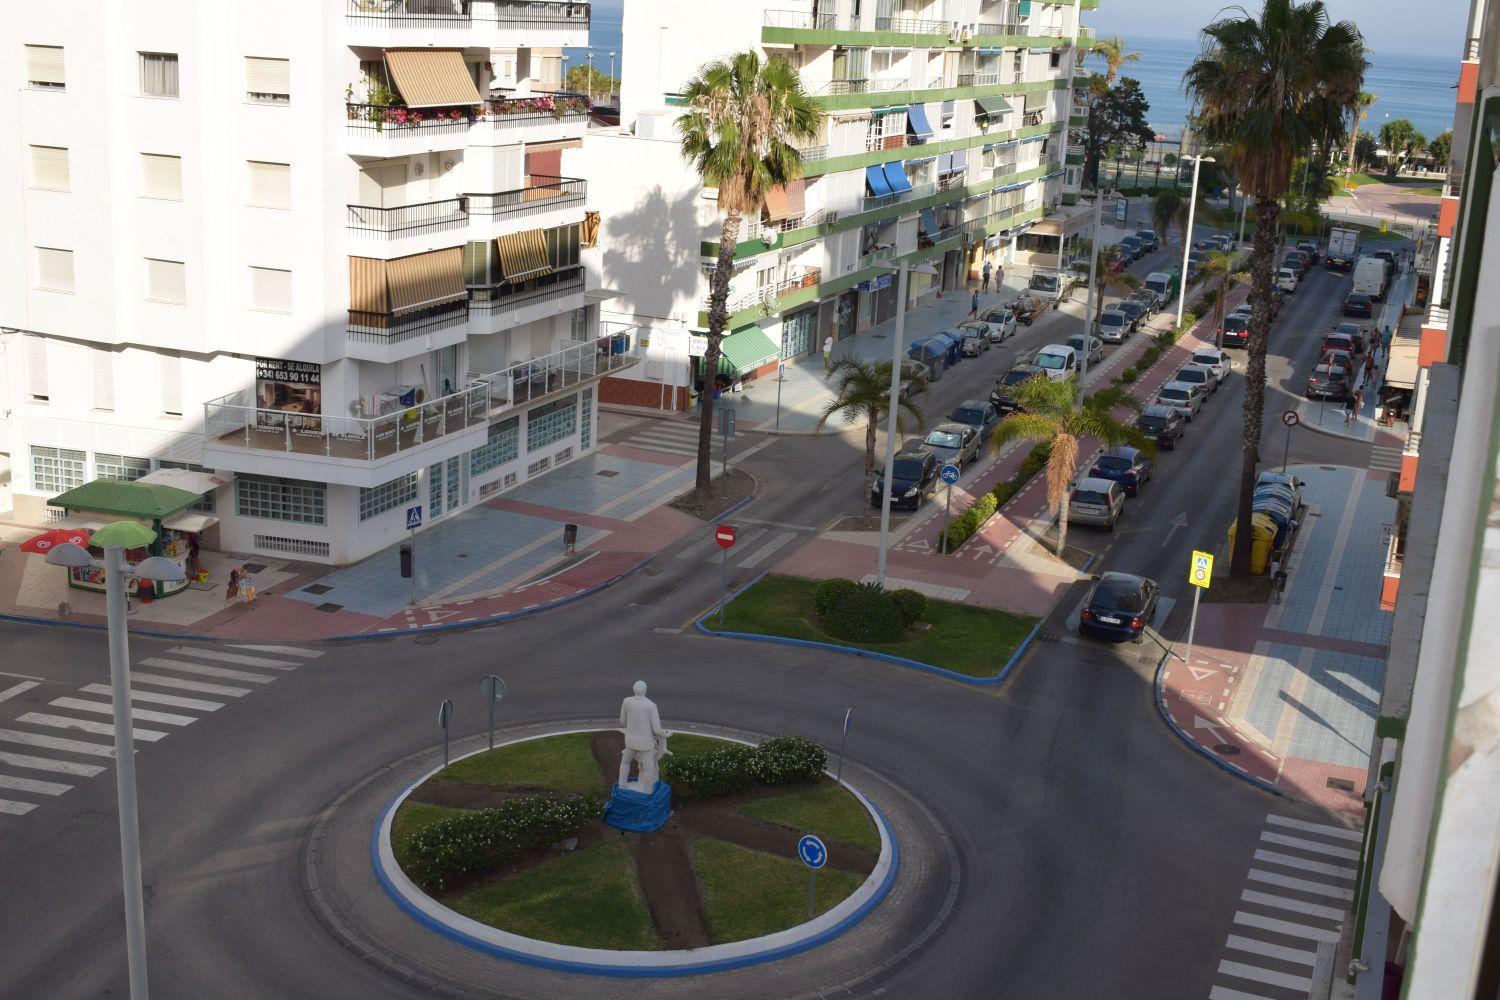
xmin=1190 ymin=550 xmax=1213 ymax=589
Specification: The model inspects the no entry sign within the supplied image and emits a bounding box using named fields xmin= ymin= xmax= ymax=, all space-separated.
xmin=715 ymin=525 xmax=737 ymax=549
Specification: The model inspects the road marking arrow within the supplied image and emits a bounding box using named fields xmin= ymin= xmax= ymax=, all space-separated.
xmin=1193 ymin=716 xmax=1224 ymax=741
xmin=1187 ymin=664 xmax=1218 ymax=682
xmin=1159 ymin=512 xmax=1189 ymax=548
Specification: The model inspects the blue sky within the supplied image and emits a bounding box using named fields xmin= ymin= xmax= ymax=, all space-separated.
xmin=1086 ymin=0 xmax=1470 ymax=59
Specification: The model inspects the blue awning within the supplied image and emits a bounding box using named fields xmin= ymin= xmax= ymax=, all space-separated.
xmin=919 ymin=208 xmax=940 ymax=238
xmin=977 ymin=47 xmax=1003 ymax=55
xmin=882 ymin=161 xmax=913 ymax=195
xmin=950 ymin=149 xmax=968 ymax=173
xmin=906 ymin=104 xmax=934 ymax=139
xmin=866 ymin=164 xmax=893 ymax=199
xmin=937 ymin=152 xmax=953 ymax=173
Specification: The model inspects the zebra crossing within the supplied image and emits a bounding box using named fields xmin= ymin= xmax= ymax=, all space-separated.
xmin=1207 ymin=813 xmax=1361 ymax=999
xmin=676 ymin=522 xmax=807 ymax=570
xmin=1368 ymin=445 xmax=1402 ymax=474
xmin=0 ymin=642 xmax=323 ymax=818
xmin=618 ymin=420 xmax=701 ymax=458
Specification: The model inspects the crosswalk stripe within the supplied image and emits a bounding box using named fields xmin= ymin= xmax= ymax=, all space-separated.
xmin=0 ymin=729 xmax=116 ymax=758
xmin=1223 ymin=934 xmax=1318 ymax=966
xmin=1217 ymin=960 xmax=1312 ymax=992
xmin=130 ymin=673 xmax=251 ymax=697
xmin=1240 ymin=889 xmax=1346 ymax=921
xmin=81 ymin=684 xmax=222 ymax=712
xmin=0 ymin=681 xmax=39 ymax=704
xmin=227 ymin=644 xmax=323 ymax=659
xmin=17 ymin=713 xmax=167 ymax=742
xmin=708 ymin=527 xmax=765 ymax=564
xmin=1253 ymin=848 xmax=1357 ymax=880
xmin=1209 ymin=987 xmax=1275 ymax=1000
xmin=737 ymin=530 xmax=798 ymax=569
xmin=165 ymin=647 xmax=297 ymax=670
xmin=138 ymin=658 xmax=274 ymax=684
xmin=50 ymin=698 xmax=196 ymax=727
xmin=1260 ymin=831 xmax=1360 ymax=860
xmin=0 ymin=800 xmax=37 ymax=816
xmin=0 ymin=773 xmax=71 ymax=796
xmin=1232 ymin=910 xmax=1341 ymax=943
xmin=0 ymin=751 xmax=105 ymax=777
xmin=676 ymin=533 xmax=721 ymax=561
xmin=1265 ymin=814 xmax=1362 ymax=841
xmin=1246 ymin=868 xmax=1354 ymax=900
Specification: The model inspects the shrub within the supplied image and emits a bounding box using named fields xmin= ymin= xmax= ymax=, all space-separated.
xmin=1140 ymin=346 xmax=1162 ymax=367
xmin=812 ymin=578 xmax=858 ymax=618
xmin=752 ymin=736 xmax=827 ymax=786
xmin=823 ymin=583 xmax=905 ymax=643
xmin=890 ymin=588 xmax=928 ymax=626
xmin=662 ymin=743 xmax=758 ymax=799
xmin=1121 ymin=366 xmax=1140 ymax=383
xmin=404 ymin=795 xmax=598 ymax=890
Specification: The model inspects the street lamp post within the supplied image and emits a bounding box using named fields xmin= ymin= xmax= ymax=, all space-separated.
xmin=609 ymin=52 xmax=617 ymax=101
xmin=586 ymin=51 xmax=594 ymax=101
xmin=1176 ymin=154 xmax=1215 ymax=327
xmin=1077 ymin=189 xmax=1104 ymax=404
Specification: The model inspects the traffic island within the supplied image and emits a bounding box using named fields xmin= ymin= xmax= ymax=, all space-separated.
xmin=668 ymin=468 xmax=757 ymax=522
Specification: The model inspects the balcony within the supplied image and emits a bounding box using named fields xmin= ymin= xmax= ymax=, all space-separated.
xmin=347 ymin=197 xmax=469 ymax=239
xmin=1023 ymin=109 xmax=1047 ymax=127
xmin=467 ymin=176 xmax=586 ymax=225
xmin=865 ymin=132 xmax=908 ymax=153
xmin=344 ymin=0 xmax=590 ymax=46
xmin=873 ymin=15 xmax=947 ymax=33
xmin=793 ymin=144 xmax=830 ymax=163
xmin=345 ymin=93 xmax=590 ymax=154
xmin=763 ymin=8 xmax=837 ymax=30
xmin=720 ymin=267 xmax=822 ymax=314
xmin=348 ymin=298 xmax=471 ymax=351
xmin=468 ymin=265 xmax=588 ymax=331
xmin=862 ymin=179 xmax=937 ymax=215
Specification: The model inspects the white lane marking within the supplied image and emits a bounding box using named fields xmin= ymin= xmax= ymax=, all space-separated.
xmin=1208 ymin=987 xmax=1275 ymax=1000
xmin=137 ymin=658 xmax=274 ymax=684
xmin=1232 ymin=910 xmax=1341 ymax=943
xmin=1223 ymin=934 xmax=1318 ymax=966
xmin=227 ymin=644 xmax=323 ymax=659
xmin=0 ymin=751 xmax=105 ymax=777
xmin=1253 ymin=849 xmax=1357 ymax=880
xmin=1265 ymin=813 xmax=1362 ymax=841
xmin=0 ymin=670 xmax=48 ymax=682
xmin=709 ymin=527 xmax=765 ymax=564
xmin=130 ymin=673 xmax=251 ymax=697
xmin=0 ymin=773 xmax=71 ymax=796
xmin=1217 ymin=960 xmax=1312 ymax=992
xmin=0 ymin=729 xmax=116 ymax=758
xmin=1260 ymin=831 xmax=1360 ymax=860
xmin=17 ymin=713 xmax=168 ymax=742
xmin=0 ymin=800 xmax=37 ymax=816
xmin=1240 ymin=889 xmax=1346 ymax=922
xmin=1246 ymin=868 xmax=1355 ymax=900
xmin=737 ymin=530 xmax=798 ymax=569
xmin=80 ymin=685 xmax=222 ymax=712
xmin=675 ymin=532 xmax=722 ymax=562
xmin=0 ymin=682 xmax=39 ymax=704
xmin=50 ymin=698 xmax=196 ymax=727
xmin=164 ymin=647 xmax=297 ymax=670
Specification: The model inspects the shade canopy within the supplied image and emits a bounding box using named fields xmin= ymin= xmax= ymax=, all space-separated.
xmin=920 ymin=208 xmax=940 ymax=238
xmin=91 ymin=520 xmax=159 ymax=549
xmin=51 ymin=480 xmax=200 ymax=521
xmin=383 ymin=49 xmax=482 ymax=107
xmin=350 ymin=249 xmax=466 ymax=317
xmin=906 ymin=104 xmax=934 ymax=139
xmin=20 ymin=528 xmax=92 ymax=555
xmin=865 ymin=164 xmax=893 ymax=199
xmin=137 ymin=468 xmax=226 ymax=496
xmin=495 ymin=229 xmax=553 ymax=281
xmin=976 ymin=96 xmax=1013 ymax=118
xmin=882 ymin=162 xmax=913 ymax=195
xmin=715 ymin=326 xmax=782 ymax=376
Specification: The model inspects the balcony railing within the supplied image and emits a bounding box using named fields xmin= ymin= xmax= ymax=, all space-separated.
xmin=469 ymin=265 xmax=587 ymax=315
xmin=861 ymin=178 xmax=936 ymax=214
xmin=820 ymin=78 xmax=869 ymax=95
xmin=721 ymin=268 xmax=822 ymax=314
xmin=346 ymin=94 xmax=590 ymax=138
xmin=1077 ymin=26 xmax=1095 ymax=39
xmin=345 ymin=0 xmax=590 ymax=29
xmin=794 ymin=144 xmax=830 ymax=163
xmin=865 ymin=132 xmax=908 ymax=152
xmin=873 ymin=15 xmax=947 ymax=33
xmin=348 ymin=299 xmax=470 ymax=344
xmin=764 ymin=9 xmax=837 ymax=29
xmin=1023 ymin=109 xmax=1046 ymax=127
xmin=466 ymin=176 xmax=586 ymax=219
xmin=347 ymin=197 xmax=469 ymax=238
xmin=969 ymin=71 xmax=999 ymax=86
xmin=761 ymin=209 xmax=831 ymax=236
xmin=974 ymin=21 xmax=1024 ymax=35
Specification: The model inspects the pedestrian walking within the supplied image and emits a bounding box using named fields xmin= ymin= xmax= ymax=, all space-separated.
xmin=970 ymin=290 xmax=980 ymax=317
xmin=982 ymin=260 xmax=993 ymax=293
xmin=1381 ymin=324 xmax=1394 ymax=356
xmin=224 ymin=566 xmax=240 ymax=602
xmin=1343 ymin=391 xmax=1358 ymax=427
xmin=996 ymin=264 xmax=1005 ymax=290
xmin=1361 ymin=352 xmax=1376 ymax=388
xmin=822 ymin=334 xmax=834 ymax=374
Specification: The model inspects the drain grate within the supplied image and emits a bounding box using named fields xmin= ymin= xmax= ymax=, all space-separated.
xmin=596 ymin=469 xmax=620 ymax=477
xmin=243 ymin=562 xmax=268 ymax=574
xmin=414 ymin=635 xmax=439 ymax=646
xmin=1214 ymin=744 xmax=1242 ymax=756
xmin=314 ymin=602 xmax=343 ymax=613
xmin=301 ymin=583 xmax=333 ymax=596
xmin=1326 ymin=776 xmax=1356 ymax=791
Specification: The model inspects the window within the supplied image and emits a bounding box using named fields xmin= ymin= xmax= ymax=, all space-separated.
xmin=95 ymin=453 xmax=151 ymax=482
xmin=537 ymin=55 xmax=562 ymax=86
xmin=244 ymin=56 xmax=289 ymax=104
xmin=139 ymin=52 xmax=179 ymax=98
xmin=359 ymin=472 xmax=418 ymax=521
xmin=469 ymin=417 xmax=519 ymax=476
xmin=26 ymin=336 xmax=49 ymax=402
xmin=247 ymin=160 xmax=291 ymax=209
xmin=544 ymin=223 xmax=580 ymax=270
xmin=31 ymin=446 xmax=86 ymax=494
xmin=580 ymin=389 xmax=593 ymax=451
xmin=159 ymin=461 xmax=216 ymax=512
xmin=236 ymin=474 xmax=326 ymax=525
xmin=159 ymin=352 xmax=182 ymax=416
xmin=870 ymin=49 xmax=902 ymax=78
xmin=29 ymin=145 xmax=69 ymax=191
xmin=526 ymin=395 xmax=577 ymax=452
xmin=527 ymin=456 xmax=550 ymax=477
xmin=1049 ymin=51 xmax=1061 ymax=69
xmin=145 ymin=258 xmax=186 ymax=303
xmin=35 ymin=247 xmax=74 ymax=293
xmin=940 ymin=99 xmax=955 ymax=128
xmin=140 ymin=153 xmax=183 ymax=200
xmin=25 ymin=45 xmax=65 ymax=89
xmin=92 ymin=349 xmax=114 ymax=411
xmin=249 ymin=266 xmax=292 ymax=313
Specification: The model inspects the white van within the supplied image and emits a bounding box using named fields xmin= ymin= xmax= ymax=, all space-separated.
xmin=1351 ymin=256 xmax=1388 ymax=300
xmin=1034 ymin=344 xmax=1079 ymax=381
xmin=1144 ymin=271 xmax=1177 ymax=304
xmin=1276 ymin=267 xmax=1299 ymax=294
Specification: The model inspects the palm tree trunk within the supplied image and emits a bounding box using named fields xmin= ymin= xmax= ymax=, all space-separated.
xmin=865 ymin=411 xmax=879 ymax=478
xmin=696 ymin=212 xmax=741 ymax=499
xmin=1057 ymin=495 xmax=1070 ymax=557
xmin=1229 ymin=196 xmax=1279 ymax=577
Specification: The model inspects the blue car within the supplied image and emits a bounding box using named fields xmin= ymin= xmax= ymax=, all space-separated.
xmin=1088 ymin=446 xmax=1153 ymax=497
xmin=1079 ymin=572 xmax=1160 ymax=643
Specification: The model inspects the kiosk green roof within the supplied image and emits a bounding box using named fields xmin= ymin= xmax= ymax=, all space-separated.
xmin=51 ymin=480 xmax=202 ymax=521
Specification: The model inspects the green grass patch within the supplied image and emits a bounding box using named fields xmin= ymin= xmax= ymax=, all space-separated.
xmin=390 ymin=801 xmax=471 ymax=868
xmin=740 ymin=784 xmax=879 ymax=853
xmin=704 ymin=575 xmax=1036 ymax=678
xmin=694 ymin=839 xmax=864 ymax=944
xmin=433 ymin=732 xmax=603 ymax=797
xmin=446 ymin=842 xmax=659 ymax=950
xmin=1343 ymin=172 xmax=1442 ymax=195
xmin=666 ymin=733 xmax=737 ymax=760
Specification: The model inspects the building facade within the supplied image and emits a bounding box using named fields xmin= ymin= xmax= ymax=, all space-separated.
xmin=3 ymin=1 xmax=625 ymax=565
xmin=578 ymin=0 xmax=1094 ymax=408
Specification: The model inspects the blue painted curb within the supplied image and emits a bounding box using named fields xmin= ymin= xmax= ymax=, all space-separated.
xmin=1152 ymin=648 xmax=1283 ymax=797
xmin=371 ymin=772 xmax=900 ymax=977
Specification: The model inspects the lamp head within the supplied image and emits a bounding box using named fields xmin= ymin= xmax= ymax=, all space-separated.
xmin=43 ymin=542 xmax=96 ymax=568
xmin=132 ymin=556 xmax=187 ymax=583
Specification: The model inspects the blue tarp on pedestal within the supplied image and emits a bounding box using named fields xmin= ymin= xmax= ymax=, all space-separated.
xmin=603 ymin=779 xmax=672 ymax=832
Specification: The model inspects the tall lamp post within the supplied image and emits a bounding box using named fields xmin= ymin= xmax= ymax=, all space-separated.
xmin=1077 ymin=188 xmax=1105 ymax=403
xmin=1175 ymin=154 xmax=1215 ymax=327
xmin=609 ymin=51 xmax=617 ymax=102
xmin=44 ymin=537 xmax=184 ymax=1000
xmin=875 ymin=260 xmax=939 ymax=589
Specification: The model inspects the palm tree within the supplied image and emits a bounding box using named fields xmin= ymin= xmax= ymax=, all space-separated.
xmin=1089 ymin=249 xmax=1142 ymax=332
xmin=678 ymin=52 xmax=821 ymax=500
xmin=1088 ymin=34 xmax=1141 ymax=84
xmin=1185 ymin=0 xmax=1365 ymax=578
xmin=1151 ymin=189 xmax=1187 ymax=246
xmin=1344 ymin=91 xmax=1375 ymax=183
xmin=1198 ymin=250 xmax=1249 ymax=346
xmin=817 ymin=356 xmax=926 ymax=479
xmin=989 ymin=378 xmax=1152 ymax=557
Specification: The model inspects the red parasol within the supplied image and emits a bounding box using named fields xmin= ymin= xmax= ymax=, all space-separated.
xmin=20 ymin=527 xmax=93 ymax=554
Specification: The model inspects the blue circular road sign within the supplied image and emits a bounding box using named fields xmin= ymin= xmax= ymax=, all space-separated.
xmin=797 ymin=834 xmax=828 ymax=870
xmin=940 ymin=464 xmax=961 ymax=485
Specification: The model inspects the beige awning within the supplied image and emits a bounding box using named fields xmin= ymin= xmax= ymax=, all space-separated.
xmin=162 ymin=512 xmax=220 ymax=534
xmin=581 ymin=210 xmax=600 ymax=248
xmin=496 ymin=230 xmax=553 ymax=282
xmin=1385 ymin=313 xmax=1423 ymax=390
xmin=585 ymin=288 xmax=625 ymax=302
xmin=137 ymin=468 xmax=226 ymax=495
xmin=384 ymin=49 xmax=481 ymax=108
xmin=763 ymin=185 xmax=793 ymax=222
xmin=525 ymin=138 xmax=583 ymax=153
xmin=1029 ymin=217 xmax=1065 ymax=237
xmin=387 ymin=248 xmax=467 ymax=313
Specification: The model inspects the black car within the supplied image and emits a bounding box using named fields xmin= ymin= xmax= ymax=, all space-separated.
xmin=870 ymin=448 xmax=939 ymax=511
xmin=1119 ymin=235 xmax=1145 ymax=260
xmin=990 ymin=364 xmax=1043 ymax=414
xmin=1130 ymin=288 xmax=1160 ymax=315
xmin=1079 ymin=572 xmax=1160 ymax=643
xmin=1296 ymin=241 xmax=1321 ymax=264
xmin=1134 ymin=229 xmax=1160 ymax=253
xmin=1116 ymin=299 xmax=1148 ymax=330
xmin=1220 ymin=313 xmax=1251 ymax=349
xmin=1136 ymin=404 xmax=1185 ymax=449
xmin=1284 ymin=250 xmax=1310 ymax=274
xmin=1089 ymin=446 xmax=1154 ymax=496
xmin=1343 ymin=292 xmax=1374 ymax=318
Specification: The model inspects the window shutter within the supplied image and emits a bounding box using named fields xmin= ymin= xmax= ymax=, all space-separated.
xmin=244 ymin=57 xmax=290 ymax=101
xmin=140 ymin=153 xmax=183 ymax=200
xmin=92 ymin=349 xmax=115 ymax=411
xmin=27 ymin=337 xmax=49 ymax=399
xmin=249 ymin=267 xmax=292 ymax=312
xmin=29 ymin=146 xmax=69 ymax=191
xmin=146 ymin=258 xmax=186 ymax=303
xmin=247 ymin=160 xmax=290 ymax=209
xmin=160 ymin=353 xmax=182 ymax=416
xmin=25 ymin=45 xmax=65 ymax=87
xmin=36 ymin=247 xmax=74 ymax=292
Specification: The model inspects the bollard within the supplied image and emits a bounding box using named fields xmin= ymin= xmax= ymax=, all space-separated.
xmin=563 ymin=523 xmax=578 ymax=555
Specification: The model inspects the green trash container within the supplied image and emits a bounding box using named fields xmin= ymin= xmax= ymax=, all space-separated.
xmin=1227 ymin=513 xmax=1278 ymax=575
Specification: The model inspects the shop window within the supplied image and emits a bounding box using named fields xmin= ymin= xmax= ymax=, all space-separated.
xmin=95 ymin=453 xmax=151 ymax=482
xmin=31 ymin=445 xmax=86 ymax=495
xmin=580 ymin=389 xmax=593 ymax=451
xmin=359 ymin=472 xmax=417 ymax=521
xmin=236 ymin=474 xmax=325 ymax=525
xmin=526 ymin=395 xmax=577 ymax=452
xmin=470 ymin=417 xmax=519 ymax=476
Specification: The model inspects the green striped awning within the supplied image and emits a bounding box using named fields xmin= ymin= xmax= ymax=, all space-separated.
xmin=976 ymin=96 xmax=1013 ymax=118
xmin=715 ymin=325 xmax=781 ymax=376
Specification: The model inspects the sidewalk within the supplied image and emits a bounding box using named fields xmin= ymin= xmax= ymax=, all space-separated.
xmin=1157 ymin=463 xmax=1397 ymax=814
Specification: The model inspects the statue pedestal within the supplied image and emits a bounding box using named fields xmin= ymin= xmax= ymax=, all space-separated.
xmin=603 ymin=779 xmax=672 ymax=833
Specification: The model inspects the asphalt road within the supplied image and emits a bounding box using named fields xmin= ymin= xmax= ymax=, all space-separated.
xmin=0 ymin=240 xmax=1381 ymax=1000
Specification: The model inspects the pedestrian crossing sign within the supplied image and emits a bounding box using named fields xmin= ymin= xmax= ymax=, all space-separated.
xmin=1190 ymin=550 xmax=1213 ymax=589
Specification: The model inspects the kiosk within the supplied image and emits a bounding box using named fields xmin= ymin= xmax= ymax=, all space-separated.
xmin=49 ymin=479 xmax=221 ymax=599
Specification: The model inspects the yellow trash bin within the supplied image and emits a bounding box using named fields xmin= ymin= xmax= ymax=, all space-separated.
xmin=1227 ymin=513 xmax=1278 ymax=575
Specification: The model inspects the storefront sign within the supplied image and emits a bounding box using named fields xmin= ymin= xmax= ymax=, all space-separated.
xmin=985 ymin=235 xmax=1002 ymax=250
xmin=856 ymin=274 xmax=894 ymax=293
xmin=255 ymin=357 xmax=322 ymax=414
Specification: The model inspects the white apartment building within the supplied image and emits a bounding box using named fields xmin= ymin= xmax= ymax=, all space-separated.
xmin=579 ymin=0 xmax=1094 ymax=410
xmin=2 ymin=0 xmax=628 ymax=566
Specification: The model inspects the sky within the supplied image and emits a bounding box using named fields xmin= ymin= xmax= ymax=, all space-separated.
xmin=1085 ymin=0 xmax=1472 ymax=59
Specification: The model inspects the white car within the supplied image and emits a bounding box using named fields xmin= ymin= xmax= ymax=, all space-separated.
xmin=1155 ymin=380 xmax=1205 ymax=421
xmin=1065 ymin=334 xmax=1105 ymax=366
xmin=1033 ymin=344 xmax=1079 ymax=382
xmin=1190 ymin=348 xmax=1232 ymax=384
xmin=978 ymin=308 xmax=1018 ymax=343
xmin=1276 ymin=267 xmax=1299 ymax=294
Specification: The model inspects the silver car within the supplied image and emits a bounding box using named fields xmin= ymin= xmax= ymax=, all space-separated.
xmin=1068 ymin=477 xmax=1126 ymax=531
xmin=1155 ymin=380 xmax=1205 ymax=421
xmin=1096 ymin=309 xmax=1131 ymax=344
xmin=1174 ymin=362 xmax=1218 ymax=396
xmin=921 ymin=422 xmax=981 ymax=468
xmin=1066 ymin=334 xmax=1106 ymax=365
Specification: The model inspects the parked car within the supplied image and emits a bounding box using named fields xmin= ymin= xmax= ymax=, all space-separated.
xmin=1096 ymin=309 xmax=1132 ymax=344
xmin=1144 ymin=270 xmax=1178 ymax=305
xmin=1283 ymin=250 xmax=1310 ymax=274
xmin=1174 ymin=363 xmax=1218 ymax=397
xmin=922 ymin=423 xmax=982 ymax=469
xmin=1028 ymin=272 xmax=1072 ymax=302
xmin=869 ymin=448 xmax=939 ymax=510
xmin=1090 ymin=446 xmax=1153 ymax=497
xmin=947 ymin=399 xmax=999 ymax=439
xmin=1067 ymin=477 xmax=1126 ymax=531
xmin=1119 ymin=235 xmax=1145 ymax=260
xmin=1131 ymin=288 xmax=1161 ymax=316
xmin=1321 ymin=348 xmax=1355 ymax=373
xmin=1343 ymin=292 xmax=1374 ymax=318
xmin=1107 ymin=253 xmax=1130 ymax=274
xmin=1136 ymin=404 xmax=1185 ymax=449
xmin=1190 ymin=347 xmax=1232 ymax=384
xmin=1296 ymin=240 xmax=1321 ymax=264
xmin=1135 ymin=229 xmax=1160 ymax=253
xmin=977 ymin=308 xmax=1018 ymax=342
xmin=1192 ymin=235 xmax=1217 ymax=252
xmin=1220 ymin=313 xmax=1251 ymax=349
xmin=1306 ymin=363 xmax=1351 ymax=399
xmin=1333 ymin=322 xmax=1369 ymax=351
xmin=1079 ymin=571 xmax=1160 ymax=643
xmin=1034 ymin=344 xmax=1079 ymax=381
xmin=1116 ymin=299 xmax=1149 ymax=330
xmin=1155 ymin=380 xmax=1205 ymax=421
xmin=1065 ymin=334 xmax=1105 ymax=366
xmin=961 ymin=326 xmax=991 ymax=357
xmin=1276 ymin=267 xmax=1299 ymax=293
xmin=898 ymin=360 xmax=930 ymax=399
xmin=991 ymin=364 xmax=1044 ymax=414
xmin=1321 ymin=331 xmax=1361 ymax=358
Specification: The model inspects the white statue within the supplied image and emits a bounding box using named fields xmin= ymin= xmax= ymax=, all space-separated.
xmin=619 ymin=680 xmax=671 ymax=794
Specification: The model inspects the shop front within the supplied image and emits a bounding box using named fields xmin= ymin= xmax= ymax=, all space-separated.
xmin=691 ymin=325 xmax=782 ymax=398
xmin=779 ymin=306 xmax=818 ymax=360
